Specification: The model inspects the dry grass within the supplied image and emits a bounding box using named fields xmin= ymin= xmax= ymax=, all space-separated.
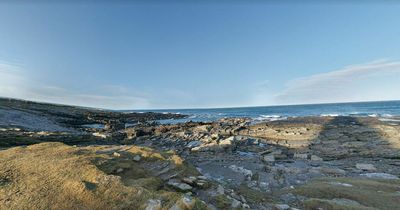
xmin=0 ymin=142 xmax=203 ymax=210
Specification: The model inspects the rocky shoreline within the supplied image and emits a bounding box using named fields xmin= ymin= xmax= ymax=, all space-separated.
xmin=1 ymin=99 xmax=400 ymax=209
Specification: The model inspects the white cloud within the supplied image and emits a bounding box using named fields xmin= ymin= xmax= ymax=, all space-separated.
xmin=274 ymin=59 xmax=400 ymax=104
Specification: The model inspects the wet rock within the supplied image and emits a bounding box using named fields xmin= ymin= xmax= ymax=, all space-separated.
xmin=186 ymin=141 xmax=202 ymax=148
xmin=145 ymin=199 xmax=162 ymax=210
xmin=356 ymin=163 xmax=376 ymax=171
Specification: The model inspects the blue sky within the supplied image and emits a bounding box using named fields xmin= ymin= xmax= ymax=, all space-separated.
xmin=1 ymin=1 xmax=400 ymax=109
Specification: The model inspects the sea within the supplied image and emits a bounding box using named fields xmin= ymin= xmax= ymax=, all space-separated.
xmin=131 ymin=100 xmax=400 ymax=124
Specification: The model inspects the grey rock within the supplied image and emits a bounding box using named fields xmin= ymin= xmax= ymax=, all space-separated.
xmin=263 ymin=155 xmax=275 ymax=162
xmin=145 ymin=199 xmax=162 ymax=210
xmin=133 ymin=155 xmax=141 ymax=162
xmin=168 ymin=180 xmax=193 ymax=192
xmin=361 ymin=173 xmax=399 ymax=180
xmin=356 ymin=163 xmax=376 ymax=171
xmin=216 ymin=185 xmax=225 ymax=195
xmin=293 ymin=153 xmax=308 ymax=159
xmin=187 ymin=141 xmax=202 ymax=148
xmin=310 ymin=155 xmax=323 ymax=161
xmin=274 ymin=204 xmax=290 ymax=210
xmin=231 ymin=199 xmax=241 ymax=208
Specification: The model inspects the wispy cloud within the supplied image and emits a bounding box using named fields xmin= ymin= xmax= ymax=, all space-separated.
xmin=0 ymin=60 xmax=151 ymax=109
xmin=275 ymin=59 xmax=400 ymax=104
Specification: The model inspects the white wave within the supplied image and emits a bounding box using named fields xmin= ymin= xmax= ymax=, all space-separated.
xmin=320 ymin=113 xmax=340 ymax=117
xmin=382 ymin=114 xmax=393 ymax=117
xmin=368 ymin=114 xmax=378 ymax=117
xmin=379 ymin=118 xmax=400 ymax=122
xmin=253 ymin=114 xmax=287 ymax=122
xmin=260 ymin=114 xmax=281 ymax=118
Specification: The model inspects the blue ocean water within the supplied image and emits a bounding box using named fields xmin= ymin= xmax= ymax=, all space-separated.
xmin=135 ymin=100 xmax=400 ymax=124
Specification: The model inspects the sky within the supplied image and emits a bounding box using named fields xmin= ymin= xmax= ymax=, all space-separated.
xmin=1 ymin=1 xmax=400 ymax=109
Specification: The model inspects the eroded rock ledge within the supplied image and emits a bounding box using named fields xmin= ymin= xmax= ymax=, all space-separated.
xmin=1 ymin=99 xmax=400 ymax=209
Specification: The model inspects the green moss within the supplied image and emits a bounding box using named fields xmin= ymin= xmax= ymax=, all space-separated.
xmin=294 ymin=177 xmax=400 ymax=210
xmin=192 ymin=199 xmax=210 ymax=210
xmin=236 ymin=184 xmax=270 ymax=203
xmin=213 ymin=195 xmax=231 ymax=209
xmin=304 ymin=198 xmax=376 ymax=210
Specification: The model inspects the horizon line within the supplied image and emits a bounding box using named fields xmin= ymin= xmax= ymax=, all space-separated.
xmin=2 ymin=96 xmax=400 ymax=112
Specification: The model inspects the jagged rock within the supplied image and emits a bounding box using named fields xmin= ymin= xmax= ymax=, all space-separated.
xmin=219 ymin=136 xmax=235 ymax=147
xmin=194 ymin=125 xmax=212 ymax=133
xmin=194 ymin=179 xmax=210 ymax=189
xmin=182 ymin=176 xmax=197 ymax=185
xmin=228 ymin=165 xmax=253 ymax=180
xmin=356 ymin=163 xmax=376 ymax=171
xmin=167 ymin=180 xmax=193 ymax=192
